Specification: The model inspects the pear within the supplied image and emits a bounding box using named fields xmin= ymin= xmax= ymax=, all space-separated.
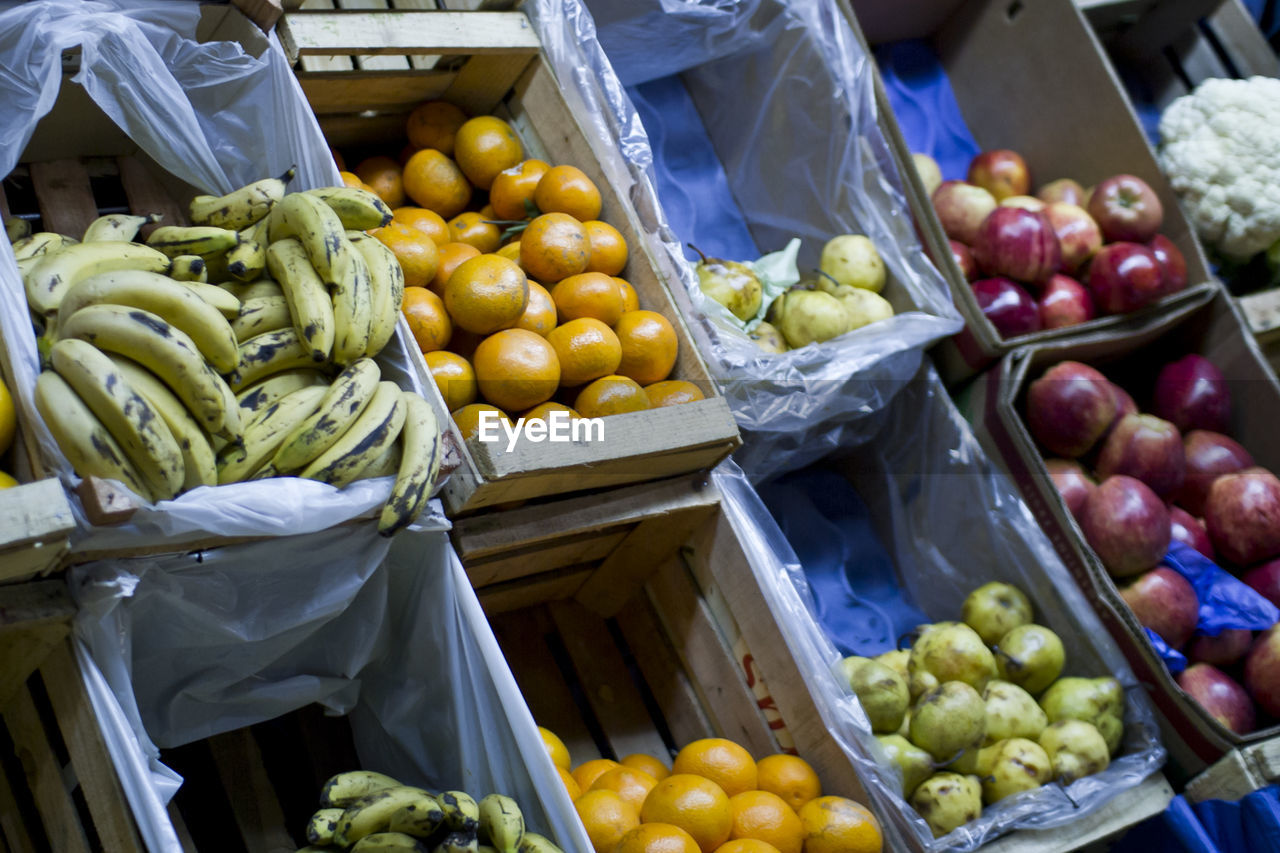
xmin=876 ymin=734 xmax=934 ymax=796
xmin=909 ymin=772 xmax=982 ymax=839
xmin=962 ymin=582 xmax=1032 ymax=645
xmin=897 ymin=706 xmax=912 ymax=738
xmin=819 ymin=234 xmax=886 ymax=293
xmin=995 ymin=624 xmax=1065 ymax=695
xmin=691 ymin=246 xmax=762 ymax=321
xmin=1039 ymin=677 xmax=1124 ymax=754
xmin=815 ymin=278 xmax=893 ymax=331
xmin=908 ymin=622 xmax=997 ymax=697
xmin=876 ymin=649 xmax=910 ymax=681
xmin=747 ymin=321 xmax=787 ymax=353
xmin=948 ymin=740 xmax=1002 ymax=776
xmin=981 ymin=738 xmax=1052 ymax=804
xmin=771 ymin=288 xmax=852 ymax=348
xmin=983 ymin=680 xmax=1048 ymax=744
xmin=910 ymin=682 xmax=985 ymax=762
xmin=840 ymin=657 xmax=909 ymax=734
xmin=1039 ymin=720 xmax=1110 ymax=783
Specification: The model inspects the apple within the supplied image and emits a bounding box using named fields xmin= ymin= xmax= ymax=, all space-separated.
xmin=1245 ymin=623 xmax=1280 ymax=717
xmin=1153 ymin=355 xmax=1231 ymax=435
xmin=933 ymin=181 xmax=997 ymax=245
xmin=1037 ymin=178 xmax=1087 ymax=207
xmin=950 ymin=240 xmax=978 ymax=281
xmin=972 ymin=277 xmax=1041 ymax=338
xmin=1178 ymin=664 xmax=1255 ymax=734
xmin=1109 ymin=383 xmax=1139 ymax=426
xmin=912 ymin=152 xmax=943 ymax=197
xmin=1026 ymin=361 xmax=1117 ymax=457
xmin=1046 ymin=458 xmax=1097 ymax=521
xmin=1044 ymin=202 xmax=1103 ymax=273
xmin=1243 ymin=558 xmax=1280 ymax=608
xmin=969 ymin=150 xmax=1030 ymax=201
xmin=1189 ymin=630 xmax=1252 ymax=668
xmin=1148 ymin=234 xmax=1188 ymax=296
xmin=1039 ymin=274 xmax=1094 ymax=330
xmin=1177 ymin=430 xmax=1254 ymax=517
xmin=1095 ymin=413 xmax=1185 ymax=499
xmin=1121 ymin=566 xmax=1199 ymax=648
xmin=1204 ymin=467 xmax=1280 ymax=566
xmin=1087 ymin=242 xmax=1165 ymax=315
xmin=1079 ymin=475 xmax=1171 ymax=577
xmin=972 ymin=208 xmax=1062 ymax=284
xmin=1170 ymin=506 xmax=1215 ymax=560
xmin=1000 ymin=195 xmax=1046 ymax=212
xmin=1087 ymin=174 xmax=1164 ymax=242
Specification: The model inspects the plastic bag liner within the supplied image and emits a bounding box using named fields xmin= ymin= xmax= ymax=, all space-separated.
xmin=713 ymin=362 xmax=1165 ymax=851
xmin=525 ymin=0 xmax=963 ymax=484
xmin=70 ymin=508 xmax=593 ymax=853
xmin=0 ymin=1 xmax=434 ymax=552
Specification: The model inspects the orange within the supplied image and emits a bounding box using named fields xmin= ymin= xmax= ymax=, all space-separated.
xmin=355 ymin=155 xmax=405 ymax=209
xmin=716 ymin=842 xmax=781 ymax=853
xmin=491 ymin=159 xmax=551 ymax=220
xmin=645 ymin=380 xmax=704 ymax=408
xmin=622 ymin=753 xmax=671 ymax=781
xmin=444 ymin=255 xmax=529 ymax=335
xmin=514 ymin=281 xmax=557 ymax=337
xmin=521 ymin=213 xmax=589 ymax=284
xmin=448 ymin=211 xmax=502 ymax=254
xmin=615 ymin=310 xmax=678 ymax=385
xmin=497 ymin=241 xmax=522 ymax=263
xmin=673 ymin=739 xmax=757 ymax=798
xmin=540 ymin=726 xmax=572 ymax=771
xmin=431 ymin=242 xmax=482 ymax=296
xmin=454 ymin=116 xmax=524 ymax=191
xmin=616 ymin=823 xmax=702 ymax=853
xmin=574 ymin=759 xmax=622 ymax=793
xmin=452 ymin=403 xmax=509 ymax=441
xmin=406 ymin=100 xmax=468 ymax=155
xmin=372 ymin=222 xmax=439 ymax=290
xmin=331 ymin=147 xmax=346 ymax=171
xmin=576 ymin=790 xmax=639 ymax=853
xmin=423 ymin=351 xmax=477 ymax=411
xmin=523 ymin=402 xmax=580 ymax=422
xmin=559 ymin=766 xmax=583 ymax=801
xmin=755 ymin=756 xmax=821 ymax=813
xmin=584 ymin=220 xmax=628 ymax=276
xmin=535 ymin=164 xmax=603 ymax=222
xmin=339 ymin=170 xmax=365 ymax=190
xmin=591 ymin=766 xmax=659 ymax=813
xmin=473 ymin=328 xmax=561 ymax=412
xmin=552 ymin=272 xmax=626 ymax=326
xmin=393 ymin=207 xmax=450 ymax=245
xmin=640 ymin=774 xmax=733 ymax=853
xmin=402 ymin=287 xmax=452 ymax=353
xmin=547 ymin=318 xmax=622 ymax=386
xmin=574 ymin=375 xmax=650 ymax=418
xmin=796 ymin=797 xmax=882 ymax=853
xmin=616 ymin=277 xmax=640 ymax=312
xmin=727 ymin=792 xmax=802 ymax=853
xmin=403 ymin=149 xmax=472 ymax=219
xmin=480 ymin=204 xmax=497 ymax=219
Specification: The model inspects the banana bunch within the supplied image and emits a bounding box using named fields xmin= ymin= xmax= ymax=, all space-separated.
xmin=302 ymin=772 xmax=563 ymax=853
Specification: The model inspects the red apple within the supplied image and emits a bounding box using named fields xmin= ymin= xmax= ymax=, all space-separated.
xmin=972 ymin=277 xmax=1041 ymax=338
xmin=1087 ymin=174 xmax=1164 ymax=242
xmin=1153 ymin=355 xmax=1231 ymax=435
xmin=1044 ymin=202 xmax=1103 ymax=273
xmin=1179 ymin=663 xmax=1255 ymax=734
xmin=1026 ymin=361 xmax=1118 ymax=457
xmin=1080 ymin=475 xmax=1172 ymax=577
xmin=1095 ymin=414 xmax=1185 ymax=499
xmin=1000 ymin=195 xmax=1046 ymax=212
xmin=933 ymin=181 xmax=997 ymax=245
xmin=1046 ymin=458 xmax=1096 ymax=521
xmin=1204 ymin=467 xmax=1280 ymax=566
xmin=950 ymin=240 xmax=978 ymax=281
xmin=1148 ymin=234 xmax=1188 ymax=296
xmin=1245 ymin=624 xmax=1280 ymax=717
xmin=1170 ymin=506 xmax=1215 ymax=560
xmin=972 ymin=208 xmax=1061 ymax=285
xmin=1110 ymin=383 xmax=1139 ymax=423
xmin=1122 ymin=566 xmax=1199 ymax=648
xmin=968 ymin=149 xmax=1030 ymax=201
xmin=1038 ymin=274 xmax=1094 ymax=330
xmin=1189 ymin=630 xmax=1252 ymax=667
xmin=1087 ymin=242 xmax=1165 ymax=315
xmin=1037 ymin=178 xmax=1087 ymax=207
xmin=1243 ymin=558 xmax=1280 ymax=608
xmin=1177 ymin=430 xmax=1254 ymax=517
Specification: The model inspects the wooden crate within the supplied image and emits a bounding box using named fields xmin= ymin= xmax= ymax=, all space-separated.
xmin=1185 ymin=739 xmax=1280 ymax=804
xmin=279 ymin=9 xmax=741 ymax=515
xmin=0 ymin=480 xmax=74 ymax=584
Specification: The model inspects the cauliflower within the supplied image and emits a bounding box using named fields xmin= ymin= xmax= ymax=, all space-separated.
xmin=1159 ymin=76 xmax=1280 ymax=263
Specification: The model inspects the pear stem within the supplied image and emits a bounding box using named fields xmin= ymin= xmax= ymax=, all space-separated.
xmin=815 ymin=268 xmax=841 ymax=287
xmin=687 ymin=243 xmax=709 ymax=264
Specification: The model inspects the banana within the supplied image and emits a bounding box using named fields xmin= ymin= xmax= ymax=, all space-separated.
xmin=188 ymin=167 xmax=295 ymax=230
xmin=226 ymin=239 xmax=266 ymax=282
xmin=272 ymin=358 xmax=380 ymax=472
xmin=307 ymin=807 xmax=346 ymax=846
xmin=356 ymin=435 xmax=402 ymax=481
xmin=433 ymin=831 xmax=479 ymax=853
xmin=222 ymin=278 xmax=282 ymax=303
xmin=348 ymin=231 xmax=405 ymax=357
xmin=333 ymin=243 xmax=374 ymax=364
xmin=387 ymin=793 xmax=446 ymax=839
xmin=82 ymin=213 xmax=159 ymax=243
xmin=60 ymin=304 xmax=233 ymax=435
xmin=477 ymin=795 xmax=523 ymax=853
xmin=25 ymin=241 xmax=170 ymax=316
xmin=168 ymin=255 xmax=208 ymax=282
xmin=217 ymin=385 xmax=326 ymax=483
xmin=147 ymin=225 xmax=240 ymax=258
xmin=235 ymin=369 xmax=329 ymax=419
xmin=353 ymin=833 xmax=429 ymax=853
xmin=200 ymin=246 xmax=231 ymax=284
xmin=230 ymin=327 xmax=324 ymax=392
xmin=56 ymin=270 xmax=239 ymax=373
xmin=266 ymin=237 xmax=335 ymax=362
xmin=6 ymin=218 xmax=31 ymax=242
xmin=437 ymin=792 xmax=480 ymax=834
xmin=307 ymin=186 xmax=394 ymax=231
xmin=517 ymin=833 xmax=563 ymax=853
xmin=12 ymin=232 xmax=75 ymax=261
xmin=335 ymin=787 xmax=435 ymax=848
xmin=108 ymin=355 xmax=217 ymax=490
xmin=232 ymin=295 xmax=293 ymax=343
xmin=480 ymin=845 xmax=499 ymax=853
xmin=379 ymin=392 xmax=442 ymax=537
xmin=34 ymin=371 xmax=152 ymax=499
xmin=267 ymin=192 xmax=348 ymax=281
xmin=299 ymin=381 xmax=405 ymax=488
xmin=181 ymin=281 xmax=241 ymax=320
xmin=50 ymin=339 xmax=185 ymax=500
xmin=321 ymin=771 xmax=405 ymax=809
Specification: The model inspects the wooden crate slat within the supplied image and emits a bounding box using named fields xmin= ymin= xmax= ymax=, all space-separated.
xmin=299 ymin=75 xmax=454 ymax=116
xmin=281 ymin=10 xmax=540 ymax=56
xmin=1207 ymin=0 xmax=1280 ymax=76
xmin=0 ymin=480 xmax=76 ymax=583
xmin=116 ymin=156 xmax=188 ymax=233
xmin=2 ymin=685 xmax=91 ymax=853
xmin=465 ymin=530 xmax=629 ymax=589
xmin=478 ymin=566 xmax=593 ymax=615
xmin=0 ymin=581 xmax=74 ymax=708
xmin=317 ymin=113 xmax=410 ymax=149
xmin=0 ymin=747 xmax=37 ymax=853
xmin=341 ymin=0 xmax=413 ymax=71
xmin=166 ymin=799 xmax=199 ymax=853
xmin=209 ymin=727 xmax=298 ymax=853
xmin=1239 ymin=289 xmax=1280 ymax=341
xmin=28 ymin=159 xmax=97 ymax=242
xmin=295 ymin=0 xmax=356 ymax=71
xmin=442 ymin=53 xmax=537 ymax=116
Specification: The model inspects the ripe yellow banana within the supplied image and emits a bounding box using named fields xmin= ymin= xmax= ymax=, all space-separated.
xmin=168 ymin=255 xmax=208 ymax=282
xmin=353 ymin=832 xmax=430 ymax=853
xmin=434 ymin=831 xmax=479 ymax=853
xmin=25 ymin=241 xmax=170 ymax=316
xmin=231 ymin=327 xmax=325 ymax=392
xmin=12 ymin=231 xmax=75 ymax=261
xmin=333 ymin=244 xmax=374 ymax=365
xmin=182 ymin=281 xmax=242 ymax=320
xmin=272 ymin=358 xmax=380 ymax=473
xmin=307 ymin=186 xmax=393 ymax=231
xmin=347 ymin=231 xmax=405 ymax=357
xmin=438 ymin=792 xmax=480 ymax=834
xmin=356 ymin=439 xmax=403 ymax=481
xmin=108 ymin=355 xmax=217 ymax=490
xmin=232 ymin=295 xmax=293 ymax=343
xmin=299 ymin=381 xmax=405 ymax=488
xmin=217 ymin=385 xmax=326 ymax=484
xmin=387 ymin=793 xmax=445 ymax=838
xmin=147 ymin=225 xmax=240 ymax=258
xmin=477 ymin=795 xmax=523 ymax=853
xmin=320 ymin=771 xmax=404 ymax=809
xmin=379 ymin=392 xmax=442 ymax=537
xmin=226 ymin=239 xmax=266 ymax=282
xmin=188 ymin=168 xmax=295 ymax=230
xmin=50 ymin=339 xmax=185 ymax=501
xmin=82 ymin=213 xmax=159 ymax=243
xmin=307 ymin=808 xmax=345 ymax=846
xmin=267 ymin=191 xmax=348 ymax=281
xmin=335 ymin=786 xmax=435 ymax=848
xmin=517 ymin=833 xmax=564 ymax=853
xmin=222 ymin=278 xmax=282 ymax=303
xmin=235 ymin=369 xmax=329 ymax=420
xmin=266 ymin=237 xmax=335 ymax=362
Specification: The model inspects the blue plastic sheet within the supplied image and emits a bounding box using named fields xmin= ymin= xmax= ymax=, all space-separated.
xmin=874 ymin=40 xmax=979 ymax=183
xmin=1166 ymin=541 xmax=1280 ymax=634
xmin=1146 ymin=627 xmax=1190 ymax=674
xmin=1114 ymin=786 xmax=1280 ymax=852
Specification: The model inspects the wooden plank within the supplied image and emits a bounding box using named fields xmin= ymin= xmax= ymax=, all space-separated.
xmin=281 ymin=10 xmax=540 ymax=55
xmin=0 ymin=741 xmax=37 ymax=853
xmin=231 ymin=0 xmax=284 ymax=31
xmin=299 ymin=75 xmax=453 ymax=115
xmin=442 ymin=53 xmax=537 ymax=116
xmin=208 ymin=728 xmax=296 ymax=853
xmin=0 ymin=581 xmax=73 ymax=707
xmin=74 ymin=477 xmax=139 ymax=528
xmin=28 ymin=160 xmax=97 ymax=241
xmin=478 ymin=566 xmax=593 ymax=615
xmin=0 ymin=628 xmax=66 ymax=713
xmin=0 ymin=480 xmax=75 ymax=582
xmin=292 ymin=0 xmax=356 ymax=72
xmin=1239 ymin=289 xmax=1280 ymax=342
xmin=464 ymin=529 xmax=629 ymax=589
xmin=166 ymin=800 xmax=199 ymax=853
xmin=984 ymin=773 xmax=1173 ymax=852
xmin=116 ymin=156 xmax=187 ymax=233
xmin=1207 ymin=0 xmax=1280 ymax=77
xmin=1109 ymin=0 xmax=1221 ymax=58
xmin=3 ymin=685 xmax=91 ymax=853
xmin=340 ymin=0 xmax=413 ymax=71
xmin=391 ymin=0 xmax=445 ymax=68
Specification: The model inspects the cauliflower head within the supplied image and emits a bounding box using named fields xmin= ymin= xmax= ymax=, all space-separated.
xmin=1159 ymin=76 xmax=1280 ymax=262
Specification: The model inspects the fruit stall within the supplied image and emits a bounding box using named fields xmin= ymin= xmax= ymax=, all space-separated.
xmin=2 ymin=0 xmax=1280 ymax=852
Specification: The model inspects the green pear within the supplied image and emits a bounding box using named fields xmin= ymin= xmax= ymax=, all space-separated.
xmin=693 ymin=251 xmax=762 ymax=321
xmin=982 ymin=738 xmax=1052 ymax=804
xmin=815 ymin=279 xmax=893 ymax=331
xmin=897 ymin=707 xmax=912 ymax=738
xmin=983 ymin=680 xmax=1048 ymax=744
xmin=962 ymin=582 xmax=1032 ymax=645
xmin=946 ymin=740 xmax=1001 ymax=776
xmin=1039 ymin=677 xmax=1124 ymax=755
xmin=995 ymin=624 xmax=1065 ymax=695
xmin=876 ymin=734 xmax=934 ymax=797
xmin=747 ymin=321 xmax=787 ymax=353
xmin=908 ymin=622 xmax=997 ymax=697
xmin=876 ymin=649 xmax=909 ymax=681
xmin=771 ymin=288 xmax=852 ymax=348
xmin=910 ymin=682 xmax=985 ymax=762
xmin=840 ymin=656 xmax=909 ymax=733
xmin=909 ymin=772 xmax=982 ymax=839
xmin=1039 ymin=720 xmax=1110 ymax=783
xmin=819 ymin=234 xmax=886 ymax=293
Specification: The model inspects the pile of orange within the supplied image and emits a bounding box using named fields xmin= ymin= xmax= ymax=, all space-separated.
xmin=538 ymin=728 xmax=882 ymax=853
xmin=331 ymin=100 xmax=706 ymax=440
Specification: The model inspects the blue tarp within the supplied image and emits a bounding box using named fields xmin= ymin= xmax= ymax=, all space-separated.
xmin=1116 ymin=787 xmax=1280 ymax=852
